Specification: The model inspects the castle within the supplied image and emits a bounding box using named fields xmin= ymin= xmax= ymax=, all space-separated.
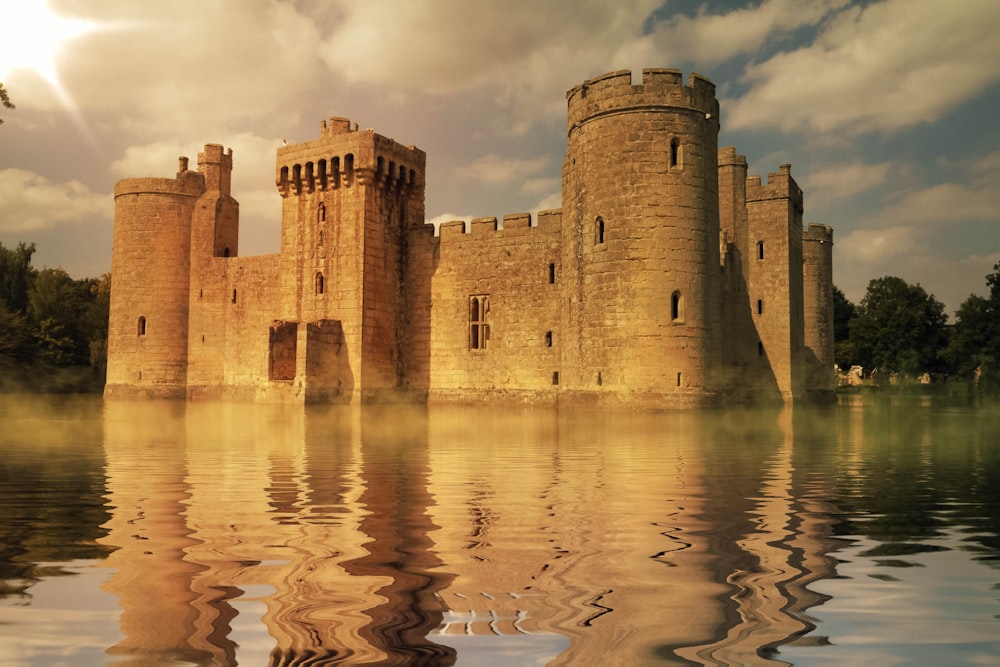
xmin=105 ymin=68 xmax=834 ymax=408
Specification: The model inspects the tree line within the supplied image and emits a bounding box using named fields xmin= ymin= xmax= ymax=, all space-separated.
xmin=0 ymin=241 xmax=109 ymax=391
xmin=834 ymin=265 xmax=1000 ymax=393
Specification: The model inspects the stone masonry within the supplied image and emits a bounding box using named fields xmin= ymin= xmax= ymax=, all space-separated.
xmin=105 ymin=68 xmax=835 ymax=407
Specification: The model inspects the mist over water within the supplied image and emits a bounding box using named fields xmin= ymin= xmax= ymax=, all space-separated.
xmin=0 ymin=395 xmax=998 ymax=666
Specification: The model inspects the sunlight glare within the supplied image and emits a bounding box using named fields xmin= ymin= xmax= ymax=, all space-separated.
xmin=0 ymin=1 xmax=98 ymax=83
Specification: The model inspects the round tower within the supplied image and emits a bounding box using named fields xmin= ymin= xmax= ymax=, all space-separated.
xmin=105 ymin=160 xmax=204 ymax=398
xmin=803 ymin=223 xmax=835 ymax=397
xmin=561 ymin=68 xmax=722 ymax=406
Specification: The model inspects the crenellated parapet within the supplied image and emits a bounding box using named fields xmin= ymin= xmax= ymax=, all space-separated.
xmin=433 ymin=209 xmax=562 ymax=242
xmin=746 ymin=164 xmax=803 ymax=214
xmin=275 ymin=117 xmax=425 ymax=198
xmin=566 ymin=68 xmax=719 ymax=135
xmin=804 ymin=223 xmax=833 ymax=245
xmin=114 ymin=168 xmax=205 ymax=200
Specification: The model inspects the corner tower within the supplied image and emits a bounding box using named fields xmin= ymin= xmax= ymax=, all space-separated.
xmin=561 ymin=69 xmax=722 ymax=406
xmin=105 ymin=160 xmax=205 ymax=398
xmin=803 ymin=223 xmax=834 ymax=398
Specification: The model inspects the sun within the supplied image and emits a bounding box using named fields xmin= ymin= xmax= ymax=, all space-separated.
xmin=0 ymin=1 xmax=97 ymax=84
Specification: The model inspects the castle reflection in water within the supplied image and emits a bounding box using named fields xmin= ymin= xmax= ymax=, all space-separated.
xmin=96 ymin=400 xmax=840 ymax=665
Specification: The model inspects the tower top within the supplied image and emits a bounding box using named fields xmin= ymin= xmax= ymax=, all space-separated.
xmin=566 ymin=68 xmax=719 ymax=134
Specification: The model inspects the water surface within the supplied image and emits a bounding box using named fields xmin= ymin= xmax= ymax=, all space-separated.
xmin=0 ymin=395 xmax=997 ymax=665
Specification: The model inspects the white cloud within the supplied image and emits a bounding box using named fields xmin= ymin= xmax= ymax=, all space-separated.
xmin=521 ymin=177 xmax=560 ymax=196
xmin=877 ymin=182 xmax=1000 ymax=227
xmin=802 ymin=161 xmax=893 ymax=208
xmin=838 ymin=225 xmax=919 ymax=265
xmin=649 ymin=0 xmax=849 ymax=67
xmin=460 ymin=153 xmax=549 ymax=186
xmin=27 ymin=1 xmax=327 ymax=137
xmin=726 ymin=0 xmax=1000 ymax=134
xmin=0 ymin=169 xmax=110 ymax=232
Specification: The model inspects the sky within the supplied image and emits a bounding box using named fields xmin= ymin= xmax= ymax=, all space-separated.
xmin=1 ymin=0 xmax=998 ymax=314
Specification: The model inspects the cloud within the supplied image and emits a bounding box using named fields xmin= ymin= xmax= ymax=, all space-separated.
xmin=26 ymin=1 xmax=327 ymax=137
xmin=877 ymin=183 xmax=1000 ymax=227
xmin=317 ymin=0 xmax=664 ymax=131
xmin=0 ymin=169 xmax=109 ymax=233
xmin=802 ymin=161 xmax=893 ymax=208
xmin=725 ymin=0 xmax=1000 ymax=134
xmin=459 ymin=153 xmax=549 ymax=186
xmin=649 ymin=0 xmax=849 ymax=67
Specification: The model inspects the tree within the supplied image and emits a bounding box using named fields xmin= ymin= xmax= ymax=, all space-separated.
xmin=833 ymin=285 xmax=856 ymax=370
xmin=848 ymin=276 xmax=949 ymax=375
xmin=27 ymin=268 xmax=94 ymax=366
xmin=0 ymin=82 xmax=13 ymax=125
xmin=0 ymin=241 xmax=37 ymax=313
xmin=944 ymin=262 xmax=1000 ymax=384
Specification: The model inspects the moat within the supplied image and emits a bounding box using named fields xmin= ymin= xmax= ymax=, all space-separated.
xmin=1 ymin=395 xmax=998 ymax=666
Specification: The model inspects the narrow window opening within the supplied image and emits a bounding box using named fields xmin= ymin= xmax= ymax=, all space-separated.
xmin=597 ymin=371 xmax=603 ymax=386
xmin=469 ymin=295 xmax=489 ymax=350
xmin=548 ymin=262 xmax=556 ymax=284
xmin=596 ymin=216 xmax=605 ymax=244
xmin=344 ymin=153 xmax=355 ymax=185
xmin=315 ymin=272 xmax=325 ymax=295
xmin=670 ymin=138 xmax=681 ymax=168
xmin=232 ymin=289 xmax=238 ymax=304
xmin=137 ymin=316 xmax=146 ymax=336
xmin=552 ymin=371 xmax=559 ymax=385
xmin=544 ymin=331 xmax=553 ymax=347
xmin=671 ymin=291 xmax=684 ymax=322
xmin=201 ymin=334 xmax=205 ymax=343
xmin=137 ymin=371 xmax=142 ymax=381
xmin=757 ymin=299 xmax=763 ymax=315
xmin=318 ymin=230 xmax=323 ymax=246
xmin=318 ymin=202 xmax=326 ymax=223
xmin=305 ymin=162 xmax=315 ymax=192
xmin=318 ymin=159 xmax=328 ymax=190
xmin=676 ymin=372 xmax=682 ymax=387
xmin=757 ymin=241 xmax=764 ymax=260
xmin=198 ymin=289 xmax=203 ymax=299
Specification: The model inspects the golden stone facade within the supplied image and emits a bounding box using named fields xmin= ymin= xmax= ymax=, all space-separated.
xmin=105 ymin=68 xmax=834 ymax=407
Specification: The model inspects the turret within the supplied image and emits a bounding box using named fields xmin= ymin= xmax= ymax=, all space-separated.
xmin=803 ymin=223 xmax=835 ymax=398
xmin=561 ymin=69 xmax=722 ymax=406
xmin=105 ymin=163 xmax=204 ymax=397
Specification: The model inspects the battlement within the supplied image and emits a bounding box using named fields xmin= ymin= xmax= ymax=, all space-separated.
xmin=320 ymin=116 xmax=357 ymax=136
xmin=434 ymin=209 xmax=562 ymax=241
xmin=567 ymin=68 xmax=719 ymax=132
xmin=114 ymin=171 xmax=205 ymax=199
xmin=276 ymin=122 xmax=425 ymax=198
xmin=804 ymin=223 xmax=833 ymax=244
xmin=746 ymin=164 xmax=803 ymax=212
xmin=198 ymin=143 xmax=233 ymax=194
xmin=718 ymin=146 xmax=747 ymax=168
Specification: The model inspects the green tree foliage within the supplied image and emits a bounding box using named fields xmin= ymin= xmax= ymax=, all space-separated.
xmin=833 ymin=285 xmax=856 ymax=370
xmin=849 ymin=276 xmax=949 ymax=375
xmin=944 ymin=262 xmax=1000 ymax=387
xmin=0 ymin=242 xmax=110 ymax=388
xmin=0 ymin=241 xmax=36 ymax=313
xmin=28 ymin=268 xmax=96 ymax=366
xmin=0 ymin=82 xmax=13 ymax=125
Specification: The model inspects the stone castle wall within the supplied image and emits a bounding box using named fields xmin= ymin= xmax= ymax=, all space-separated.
xmin=105 ymin=68 xmax=835 ymax=407
xmin=407 ymin=211 xmax=564 ymax=403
